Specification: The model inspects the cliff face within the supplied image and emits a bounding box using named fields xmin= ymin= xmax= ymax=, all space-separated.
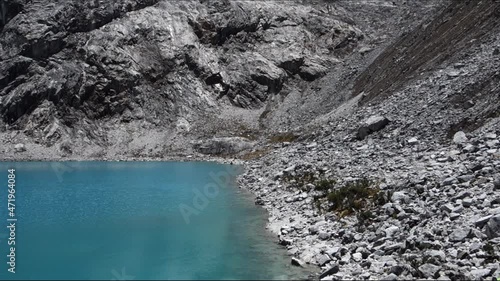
xmin=0 ymin=0 xmax=442 ymax=159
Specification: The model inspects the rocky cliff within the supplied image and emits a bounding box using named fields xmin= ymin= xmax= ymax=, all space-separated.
xmin=0 ymin=0 xmax=441 ymax=159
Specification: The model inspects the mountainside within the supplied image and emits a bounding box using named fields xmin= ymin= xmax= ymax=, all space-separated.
xmin=0 ymin=0 xmax=442 ymax=159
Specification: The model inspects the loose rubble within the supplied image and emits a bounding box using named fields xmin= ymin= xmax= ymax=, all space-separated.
xmin=239 ymin=114 xmax=500 ymax=280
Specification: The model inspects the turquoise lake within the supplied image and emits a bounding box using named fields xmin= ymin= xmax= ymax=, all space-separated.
xmin=0 ymin=161 xmax=308 ymax=280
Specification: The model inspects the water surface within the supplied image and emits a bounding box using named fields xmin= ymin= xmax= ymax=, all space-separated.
xmin=0 ymin=161 xmax=308 ymax=280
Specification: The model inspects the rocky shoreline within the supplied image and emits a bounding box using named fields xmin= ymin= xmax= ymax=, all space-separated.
xmin=238 ymin=126 xmax=500 ymax=280
xmin=233 ymin=69 xmax=500 ymax=280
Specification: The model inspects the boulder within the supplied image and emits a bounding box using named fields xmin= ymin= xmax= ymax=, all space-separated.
xmin=418 ymin=263 xmax=441 ymax=279
xmin=384 ymin=225 xmax=400 ymax=237
xmin=14 ymin=143 xmax=26 ymax=152
xmin=316 ymin=254 xmax=331 ymax=266
xmin=485 ymin=215 xmax=500 ymax=239
xmin=278 ymin=236 xmax=293 ymax=246
xmin=453 ymin=131 xmax=468 ymax=145
xmin=391 ymin=191 xmax=409 ymax=203
xmin=319 ymin=264 xmax=340 ymax=279
xmin=449 ymin=228 xmax=470 ymax=242
xmin=356 ymin=115 xmax=390 ymax=140
xmin=469 ymin=268 xmax=491 ymax=279
xmin=318 ymin=231 xmax=330 ymax=240
xmin=475 ymin=215 xmax=493 ymax=228
xmin=494 ymin=177 xmax=500 ymax=190
xmin=408 ymin=137 xmax=419 ymax=145
xmin=291 ymin=257 xmax=304 ymax=267
xmin=352 ymin=252 xmax=363 ymax=261
xmin=298 ymin=59 xmax=328 ymax=81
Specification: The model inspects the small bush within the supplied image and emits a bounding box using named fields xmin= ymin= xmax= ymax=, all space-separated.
xmin=326 ymin=179 xmax=378 ymax=214
xmin=314 ymin=179 xmax=336 ymax=191
xmin=357 ymin=210 xmax=375 ymax=225
xmin=283 ymin=171 xmax=317 ymax=188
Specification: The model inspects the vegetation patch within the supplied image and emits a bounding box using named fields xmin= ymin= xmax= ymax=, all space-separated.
xmin=311 ymin=178 xmax=392 ymax=220
xmin=240 ymin=147 xmax=272 ymax=160
xmin=326 ymin=179 xmax=378 ymax=213
xmin=236 ymin=124 xmax=259 ymax=141
xmin=314 ymin=179 xmax=337 ymax=191
xmin=282 ymin=171 xmax=317 ymax=190
xmin=269 ymin=132 xmax=297 ymax=143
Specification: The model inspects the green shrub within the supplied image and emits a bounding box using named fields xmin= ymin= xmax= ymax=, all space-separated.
xmin=314 ymin=179 xmax=336 ymax=191
xmin=326 ymin=179 xmax=378 ymax=214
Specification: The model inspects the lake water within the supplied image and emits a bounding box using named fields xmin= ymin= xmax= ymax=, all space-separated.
xmin=0 ymin=161 xmax=308 ymax=280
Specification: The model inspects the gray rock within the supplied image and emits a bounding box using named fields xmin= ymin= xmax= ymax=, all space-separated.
xmin=291 ymin=257 xmax=304 ymax=267
xmin=494 ymin=177 xmax=500 ymax=190
xmin=449 ymin=228 xmax=470 ymax=242
xmin=450 ymin=212 xmax=461 ymax=220
xmin=485 ymin=215 xmax=500 ymax=239
xmin=469 ymin=268 xmax=491 ymax=279
xmin=384 ymin=225 xmax=400 ymax=237
xmin=457 ymin=174 xmax=474 ymax=183
xmin=485 ymin=133 xmax=497 ymax=140
xmin=319 ymin=264 xmax=340 ymax=279
xmin=352 ymin=252 xmax=363 ymax=262
xmin=279 ymin=236 xmax=293 ymax=246
xmin=14 ymin=143 xmax=26 ymax=152
xmin=486 ymin=140 xmax=499 ymax=148
xmin=441 ymin=203 xmax=454 ymax=212
xmin=382 ymin=273 xmax=398 ymax=281
xmin=426 ymin=250 xmax=446 ymax=262
xmin=356 ymin=115 xmax=390 ymax=140
xmin=389 ymin=265 xmax=408 ymax=276
xmin=464 ymin=144 xmax=478 ymax=153
xmin=475 ymin=215 xmax=493 ymax=228
xmin=316 ymin=254 xmax=331 ymax=266
xmin=318 ymin=231 xmax=330 ymax=240
xmin=441 ymin=177 xmax=456 ymax=186
xmin=408 ymin=137 xmax=419 ymax=145
xmin=391 ymin=191 xmax=409 ymax=203
xmin=327 ymin=247 xmax=341 ymax=257
xmin=462 ymin=198 xmax=474 ymax=207
xmin=418 ymin=263 xmax=441 ymax=278
xmin=298 ymin=59 xmax=327 ymax=81
xmin=309 ymin=226 xmax=319 ymax=235
xmin=453 ymin=131 xmax=468 ymax=145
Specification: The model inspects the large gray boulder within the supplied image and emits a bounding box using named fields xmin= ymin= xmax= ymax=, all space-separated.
xmin=319 ymin=264 xmax=340 ymax=279
xmin=14 ymin=143 xmax=26 ymax=152
xmin=453 ymin=131 xmax=468 ymax=145
xmin=418 ymin=263 xmax=441 ymax=279
xmin=356 ymin=115 xmax=390 ymax=140
xmin=485 ymin=215 xmax=500 ymax=239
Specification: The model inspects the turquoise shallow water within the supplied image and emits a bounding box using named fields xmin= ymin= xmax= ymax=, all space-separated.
xmin=0 ymin=161 xmax=308 ymax=280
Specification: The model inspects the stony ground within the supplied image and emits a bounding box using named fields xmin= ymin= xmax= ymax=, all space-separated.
xmin=237 ymin=3 xmax=500 ymax=277
xmin=240 ymin=114 xmax=500 ymax=280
